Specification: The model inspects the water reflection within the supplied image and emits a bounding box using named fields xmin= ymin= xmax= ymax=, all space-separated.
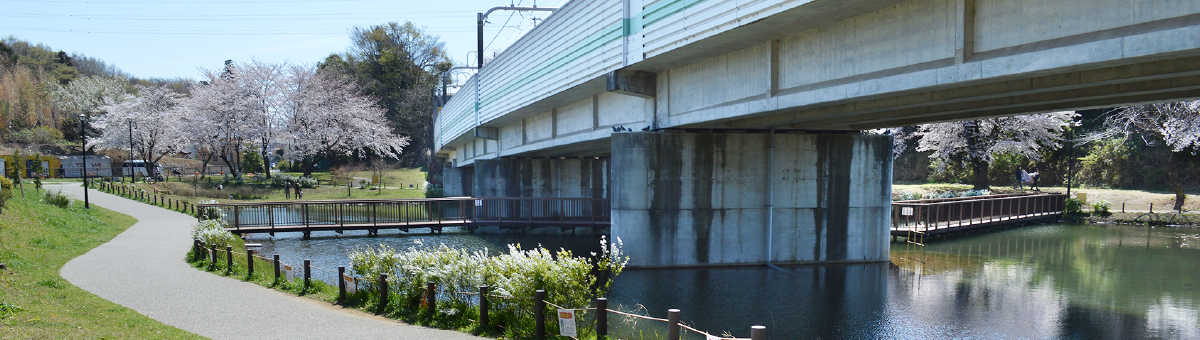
xmin=251 ymin=224 xmax=1200 ymax=339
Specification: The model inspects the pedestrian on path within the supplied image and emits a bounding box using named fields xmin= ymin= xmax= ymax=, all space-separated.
xmin=1014 ymin=167 xmax=1025 ymax=190
xmin=296 ymin=185 xmax=303 ymax=200
xmin=1030 ymin=169 xmax=1041 ymax=191
xmin=284 ymin=181 xmax=291 ymax=199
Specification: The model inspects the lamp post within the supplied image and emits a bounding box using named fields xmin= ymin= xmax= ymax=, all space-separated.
xmin=128 ymin=118 xmax=136 ymax=183
xmin=79 ymin=114 xmax=90 ymax=209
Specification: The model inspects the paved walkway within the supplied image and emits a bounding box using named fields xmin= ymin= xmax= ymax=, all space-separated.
xmin=54 ymin=184 xmax=483 ymax=339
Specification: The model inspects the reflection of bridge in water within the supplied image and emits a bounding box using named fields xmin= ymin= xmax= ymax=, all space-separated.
xmin=197 ymin=197 xmax=610 ymax=238
xmin=891 ymin=193 xmax=1067 ymax=244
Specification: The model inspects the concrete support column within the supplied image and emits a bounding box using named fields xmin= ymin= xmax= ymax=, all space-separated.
xmin=611 ymin=132 xmax=892 ymax=267
xmin=472 ymin=158 xmax=609 ymax=198
xmin=443 ymin=167 xmax=474 ymax=197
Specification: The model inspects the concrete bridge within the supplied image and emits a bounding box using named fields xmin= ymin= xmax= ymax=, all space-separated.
xmin=435 ymin=0 xmax=1200 ymax=267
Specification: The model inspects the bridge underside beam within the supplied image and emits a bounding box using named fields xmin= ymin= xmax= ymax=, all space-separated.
xmin=473 ymin=157 xmax=609 ymax=198
xmin=719 ymin=54 xmax=1200 ymax=130
xmin=611 ymin=132 xmax=892 ymax=267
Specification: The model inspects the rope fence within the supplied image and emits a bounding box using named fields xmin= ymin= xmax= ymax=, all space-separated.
xmin=190 ymin=239 xmax=769 ymax=340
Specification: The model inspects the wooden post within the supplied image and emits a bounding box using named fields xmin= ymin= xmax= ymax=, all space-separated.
xmin=247 ymin=249 xmax=254 ymax=277
xmin=750 ymin=325 xmax=766 ymax=340
xmin=193 ymin=240 xmax=201 ymax=261
xmin=425 ymin=282 xmax=437 ymax=316
xmin=535 ymin=290 xmax=547 ymax=339
xmin=304 ymin=260 xmax=311 ymax=287
xmin=225 ymin=246 xmax=232 ymax=270
xmin=338 ymin=266 xmax=346 ymax=302
xmin=1150 ymin=203 xmax=1154 ymax=213
xmin=209 ymin=244 xmax=217 ymax=264
xmin=596 ymin=297 xmax=608 ymax=338
xmin=379 ymin=274 xmax=389 ymax=313
xmin=667 ymin=309 xmax=681 ymax=340
xmin=273 ymin=254 xmax=280 ymax=282
xmin=479 ymin=286 xmax=489 ymax=330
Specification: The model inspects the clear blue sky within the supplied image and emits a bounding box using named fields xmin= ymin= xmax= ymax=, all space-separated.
xmin=1 ymin=0 xmax=567 ymax=82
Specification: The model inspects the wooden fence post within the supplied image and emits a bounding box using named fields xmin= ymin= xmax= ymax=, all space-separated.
xmin=425 ymin=282 xmax=437 ymax=316
xmin=304 ymin=260 xmax=311 ymax=287
xmin=378 ymin=274 xmax=389 ymax=313
xmin=667 ymin=309 xmax=681 ymax=340
xmin=247 ymin=249 xmax=254 ymax=277
xmin=209 ymin=244 xmax=216 ymax=264
xmin=273 ymin=254 xmax=280 ymax=282
xmin=338 ymin=266 xmax=346 ymax=302
xmin=479 ymin=286 xmax=489 ymax=330
xmin=596 ymin=297 xmax=608 ymax=338
xmin=750 ymin=325 xmax=766 ymax=340
xmin=225 ymin=246 xmax=232 ymax=270
xmin=535 ymin=290 xmax=547 ymax=339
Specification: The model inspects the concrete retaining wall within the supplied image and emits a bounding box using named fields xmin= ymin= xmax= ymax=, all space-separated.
xmin=611 ymin=132 xmax=892 ymax=267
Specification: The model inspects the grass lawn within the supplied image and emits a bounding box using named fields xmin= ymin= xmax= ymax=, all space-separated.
xmin=82 ymin=168 xmax=428 ymax=207
xmin=0 ymin=187 xmax=197 ymax=338
xmin=893 ymin=183 xmax=1200 ymax=212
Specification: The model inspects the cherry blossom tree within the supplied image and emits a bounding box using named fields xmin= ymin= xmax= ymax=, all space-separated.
xmin=94 ymin=84 xmax=187 ymax=175
xmin=282 ymin=65 xmax=408 ymax=177
xmin=239 ymin=60 xmax=285 ymax=178
xmin=1088 ymin=101 xmax=1200 ymax=210
xmin=915 ymin=111 xmax=1078 ymax=190
xmin=182 ymin=63 xmax=257 ymax=177
xmin=47 ymin=75 xmax=130 ymax=137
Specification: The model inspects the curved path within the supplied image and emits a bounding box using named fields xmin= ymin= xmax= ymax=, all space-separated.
xmin=55 ymin=184 xmax=482 ymax=339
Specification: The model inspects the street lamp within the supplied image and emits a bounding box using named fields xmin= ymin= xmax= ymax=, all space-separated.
xmin=128 ymin=118 xmax=136 ymax=183
xmin=79 ymin=113 xmax=89 ymax=209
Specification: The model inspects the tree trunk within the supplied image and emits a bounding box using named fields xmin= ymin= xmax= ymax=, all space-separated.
xmin=971 ymin=158 xmax=990 ymax=190
xmin=1170 ymin=152 xmax=1186 ymax=211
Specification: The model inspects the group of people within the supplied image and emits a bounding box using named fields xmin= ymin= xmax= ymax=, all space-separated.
xmin=283 ymin=181 xmax=303 ymax=199
xmin=1015 ymin=167 xmax=1041 ymax=191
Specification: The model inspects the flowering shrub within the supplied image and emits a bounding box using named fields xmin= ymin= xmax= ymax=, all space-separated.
xmin=349 ymin=236 xmax=628 ymax=337
xmin=191 ymin=219 xmax=236 ymax=249
xmin=42 ymin=190 xmax=71 ymax=208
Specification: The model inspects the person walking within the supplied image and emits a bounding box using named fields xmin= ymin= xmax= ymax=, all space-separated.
xmin=1014 ymin=167 xmax=1025 ymax=189
xmin=284 ymin=181 xmax=291 ymax=199
xmin=295 ymin=185 xmax=303 ymax=200
xmin=1030 ymin=169 xmax=1041 ymax=191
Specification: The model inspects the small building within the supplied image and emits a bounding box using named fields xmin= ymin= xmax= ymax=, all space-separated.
xmin=0 ymin=155 xmax=62 ymax=178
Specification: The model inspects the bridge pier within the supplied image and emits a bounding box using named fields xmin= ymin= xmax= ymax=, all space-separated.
xmin=611 ymin=132 xmax=892 ymax=267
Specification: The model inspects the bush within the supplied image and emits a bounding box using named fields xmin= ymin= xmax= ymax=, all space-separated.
xmin=1090 ymin=199 xmax=1113 ymax=218
xmin=1064 ymin=198 xmax=1084 ymax=214
xmin=349 ymin=237 xmax=627 ymax=337
xmin=191 ymin=219 xmax=236 ymax=249
xmin=0 ymin=177 xmax=13 ymax=214
xmin=893 ymin=191 xmax=922 ymax=201
xmin=42 ymin=190 xmax=71 ymax=209
xmin=9 ymin=126 xmax=65 ymax=144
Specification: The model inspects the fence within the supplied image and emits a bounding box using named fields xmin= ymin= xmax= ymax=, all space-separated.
xmin=190 ymin=240 xmax=765 ymax=340
xmin=194 ymin=197 xmax=611 ymax=235
xmin=891 ymin=193 xmax=1068 ymax=235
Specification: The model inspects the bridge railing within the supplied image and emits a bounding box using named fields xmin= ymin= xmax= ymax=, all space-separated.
xmin=892 ymin=193 xmax=1067 ymax=232
xmin=470 ymin=197 xmax=611 ymax=225
xmin=197 ymin=197 xmax=611 ymax=231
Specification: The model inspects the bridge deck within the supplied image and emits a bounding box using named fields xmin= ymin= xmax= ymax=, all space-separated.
xmin=891 ymin=193 xmax=1067 ymax=240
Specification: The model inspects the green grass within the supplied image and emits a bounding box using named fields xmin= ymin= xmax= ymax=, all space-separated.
xmin=0 ymin=188 xmax=198 ymax=338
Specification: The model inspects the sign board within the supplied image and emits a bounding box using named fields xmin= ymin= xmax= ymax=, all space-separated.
xmin=475 ymin=199 xmax=483 ymax=207
xmin=283 ymin=264 xmax=292 ymax=280
xmin=557 ymin=309 xmax=577 ymax=337
xmin=343 ymin=274 xmax=357 ymax=293
xmin=901 ymin=207 xmax=914 ymax=216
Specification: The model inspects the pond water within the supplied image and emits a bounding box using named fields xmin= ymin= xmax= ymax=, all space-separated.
xmin=247 ymin=223 xmax=1200 ymax=339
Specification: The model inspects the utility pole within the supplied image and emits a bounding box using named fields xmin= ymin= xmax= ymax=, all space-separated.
xmin=79 ymin=114 xmax=89 ymax=209
xmin=476 ymin=5 xmax=559 ymax=69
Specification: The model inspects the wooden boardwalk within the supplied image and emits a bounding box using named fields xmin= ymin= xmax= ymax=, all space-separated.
xmin=197 ymin=197 xmax=610 ymax=237
xmin=891 ymin=193 xmax=1067 ymax=242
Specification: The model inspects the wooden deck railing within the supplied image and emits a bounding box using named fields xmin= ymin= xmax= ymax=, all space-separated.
xmin=892 ymin=193 xmax=1067 ymax=234
xmin=196 ymin=197 xmax=611 ymax=234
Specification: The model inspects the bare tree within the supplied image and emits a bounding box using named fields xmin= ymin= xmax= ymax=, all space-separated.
xmin=1088 ymin=101 xmax=1200 ymax=210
